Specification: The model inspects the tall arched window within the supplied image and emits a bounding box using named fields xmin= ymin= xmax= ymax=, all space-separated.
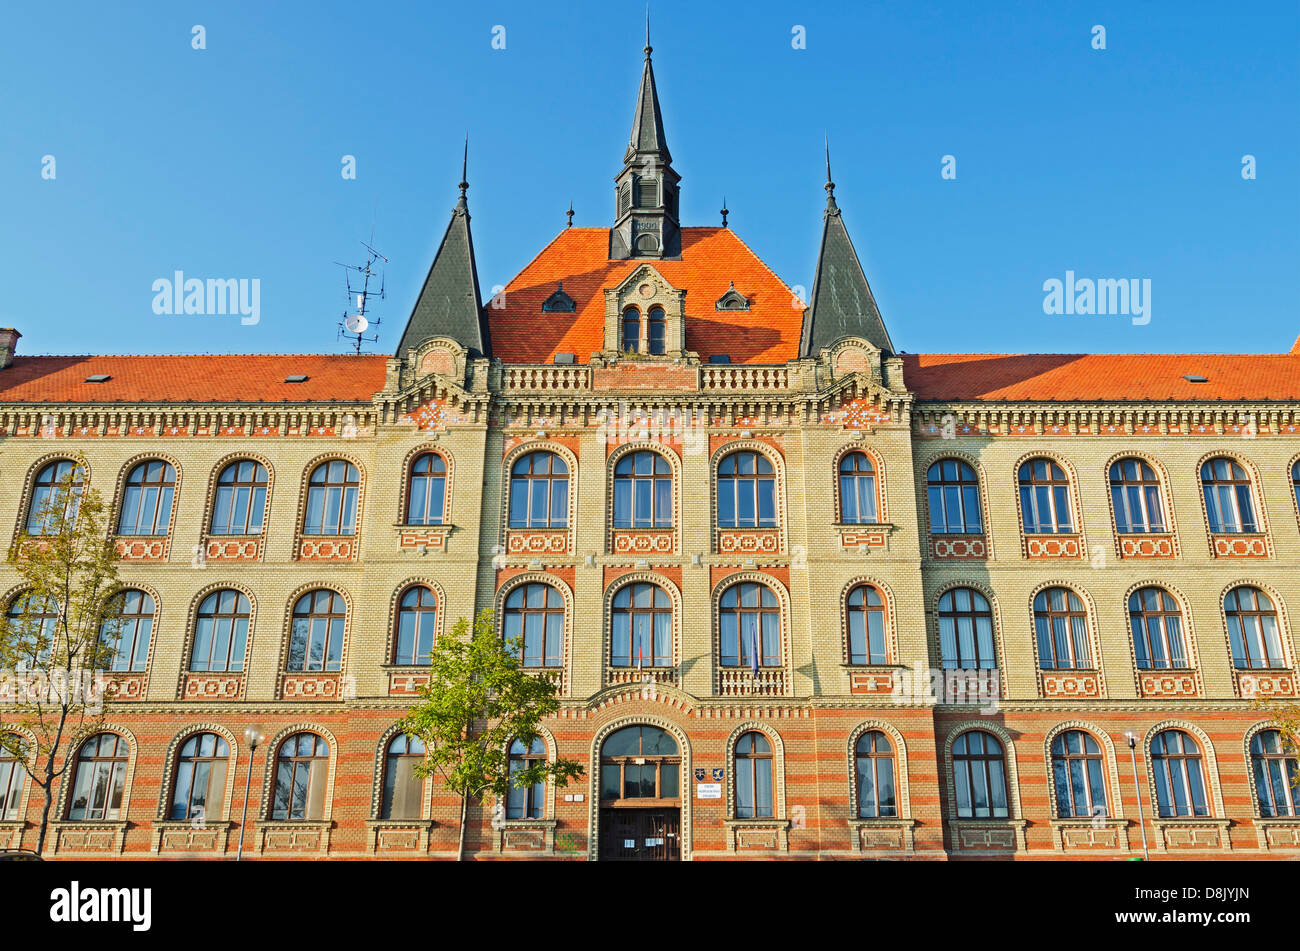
xmin=271 ymin=733 xmax=330 ymax=820
xmin=303 ymin=460 xmax=359 ymax=535
xmin=100 ymin=590 xmax=154 ymax=672
xmin=507 ymin=737 xmax=547 ymax=819
xmin=405 ymin=453 xmax=447 ymax=526
xmin=117 ymin=460 xmax=176 ymax=535
xmin=210 ymin=460 xmax=268 ymax=535
xmin=0 ymin=738 xmax=27 ymax=821
xmin=394 ymin=586 xmax=438 ymax=666
xmin=5 ymin=593 xmax=58 ymax=669
xmin=647 ymin=306 xmax=666 ymax=354
xmin=1225 ymin=586 xmax=1284 ymax=669
xmin=508 ymin=452 xmax=569 ymax=529
xmin=951 ymin=731 xmax=1009 ymax=819
xmin=937 ymin=588 xmax=996 ymax=669
xmin=381 ymin=734 xmax=426 ymax=820
xmin=718 ymin=582 xmax=780 ymax=668
xmin=67 ymin=733 xmax=129 ymax=821
xmin=838 ymin=452 xmax=878 ymax=524
xmin=1150 ymin=730 xmax=1209 ymax=817
xmin=1201 ymin=458 xmax=1257 ymax=533
xmin=717 ymin=451 xmax=776 ymax=529
xmin=613 ymin=451 xmax=672 ymax=529
xmin=846 ymin=585 xmax=887 ymax=665
xmin=1033 ymin=587 xmax=1091 ymax=670
xmin=502 ymin=583 xmax=564 ymax=668
xmin=1109 ymin=459 xmax=1166 ymax=533
xmin=169 ymin=732 xmax=230 ymax=821
xmin=854 ymin=731 xmax=897 ymax=818
xmin=621 ymin=306 xmax=641 ymax=353
xmin=26 ymin=459 xmax=86 ymax=536
xmin=1250 ymin=730 xmax=1300 ymax=817
xmin=927 ymin=460 xmax=982 ymax=534
xmin=734 ymin=732 xmax=773 ymax=819
xmin=191 ymin=589 xmax=251 ymax=672
xmin=600 ymin=725 xmax=679 ymax=802
xmin=1018 ymin=459 xmax=1073 ymax=533
xmin=610 ymin=582 xmax=672 ymax=668
xmin=288 ymin=590 xmax=346 ymax=672
xmin=1128 ymin=587 xmax=1188 ymax=669
xmin=1050 ymin=730 xmax=1107 ymax=818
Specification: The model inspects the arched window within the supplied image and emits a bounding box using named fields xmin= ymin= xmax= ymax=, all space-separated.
xmin=838 ymin=452 xmax=878 ymax=524
xmin=502 ymin=583 xmax=564 ymax=668
xmin=622 ymin=306 xmax=641 ymax=353
xmin=600 ymin=725 xmax=679 ymax=802
xmin=951 ymin=731 xmax=1009 ymax=819
xmin=67 ymin=733 xmax=129 ymax=821
xmin=1225 ymin=586 xmax=1284 ymax=669
xmin=191 ymin=589 xmax=251 ymax=672
xmin=613 ymin=451 xmax=672 ymax=529
xmin=303 ymin=460 xmax=359 ymax=535
xmin=1109 ymin=459 xmax=1166 ymax=533
xmin=719 ymin=582 xmax=780 ymax=668
xmin=1018 ymin=459 xmax=1073 ymax=534
xmin=507 ymin=737 xmax=547 ymax=819
xmin=927 ymin=460 xmax=982 ymax=535
xmin=1250 ymin=730 xmax=1300 ymax=817
xmin=405 ymin=453 xmax=447 ymax=526
xmin=169 ymin=732 xmax=230 ymax=821
xmin=508 ymin=452 xmax=569 ymax=529
xmin=1128 ymin=587 xmax=1188 ymax=669
xmin=1150 ymin=730 xmax=1209 ymax=817
xmin=1033 ymin=587 xmax=1092 ymax=670
xmin=634 ymin=233 xmax=659 ymax=253
xmin=717 ymin=451 xmax=777 ymax=529
xmin=381 ymin=734 xmax=426 ymax=820
xmin=5 ymin=593 xmax=58 ymax=669
xmin=100 ymin=589 xmax=154 ymax=672
xmin=1293 ymin=460 xmax=1300 ymax=514
xmin=0 ymin=738 xmax=27 ymax=821
xmin=1050 ymin=731 xmax=1107 ymax=818
xmin=271 ymin=733 xmax=330 ymax=820
xmin=647 ymin=306 xmax=666 ymax=354
xmin=1201 ymin=458 xmax=1257 ymax=533
xmin=394 ymin=586 xmax=438 ymax=666
xmin=26 ymin=459 xmax=85 ymax=535
xmin=210 ymin=460 xmax=268 ymax=535
xmin=611 ymin=582 xmax=672 ymax=668
xmin=846 ymin=585 xmax=887 ymax=665
xmin=288 ymin=590 xmax=346 ymax=672
xmin=938 ymin=588 xmax=996 ymax=669
xmin=734 ymin=732 xmax=774 ymax=819
xmin=117 ymin=460 xmax=176 ymax=535
xmin=854 ymin=731 xmax=897 ymax=818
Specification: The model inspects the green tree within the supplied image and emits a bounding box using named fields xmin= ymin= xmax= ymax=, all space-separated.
xmin=1254 ymin=695 xmax=1300 ymax=790
xmin=400 ymin=610 xmax=584 ymax=861
xmin=0 ymin=456 xmax=122 ymax=855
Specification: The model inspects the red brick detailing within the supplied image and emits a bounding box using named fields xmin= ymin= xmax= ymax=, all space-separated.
xmin=1138 ymin=671 xmax=1199 ymax=697
xmin=840 ymin=529 xmax=887 ymax=550
xmin=592 ymin=363 xmax=699 ymax=391
xmin=709 ymin=433 xmax=783 ymax=455
xmin=398 ymin=530 xmax=447 ymax=551
xmin=419 ymin=347 xmax=455 ymax=377
xmin=1039 ymin=670 xmax=1101 ymax=698
xmin=717 ymin=529 xmax=780 ymax=554
xmin=279 ymin=673 xmax=342 ymax=700
xmin=104 ymin=672 xmax=147 ymax=701
xmin=388 ymin=670 xmax=430 ymax=696
xmin=1236 ymin=670 xmax=1296 ymax=698
xmin=1024 ymin=534 xmax=1082 ymax=559
xmin=931 ymin=535 xmax=987 ymax=559
xmin=602 ymin=565 xmax=682 ymax=589
xmin=1119 ymin=534 xmax=1175 ymax=558
xmin=1211 ymin=534 xmax=1270 ymax=558
xmin=848 ymin=670 xmax=896 ymax=694
xmin=114 ymin=537 xmax=168 ymax=561
xmin=298 ymin=537 xmax=355 ymax=561
xmin=204 ymin=536 xmax=262 ymax=561
xmin=611 ymin=530 xmax=674 ymax=554
xmin=181 ymin=673 xmax=243 ymax=700
xmin=506 ymin=530 xmax=570 ymax=555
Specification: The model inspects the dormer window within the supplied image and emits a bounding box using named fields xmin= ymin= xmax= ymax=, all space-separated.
xmin=715 ymin=282 xmax=750 ymax=311
xmin=541 ymin=282 xmax=576 ymax=314
xmin=622 ymin=307 xmax=641 ymax=353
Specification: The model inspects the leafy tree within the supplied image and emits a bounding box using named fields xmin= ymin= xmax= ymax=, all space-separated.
xmin=400 ymin=610 xmax=583 ymax=860
xmin=1254 ymin=695 xmax=1300 ymax=790
xmin=0 ymin=456 xmax=122 ymax=854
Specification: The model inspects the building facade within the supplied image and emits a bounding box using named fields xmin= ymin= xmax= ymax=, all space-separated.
xmin=2 ymin=38 xmax=1300 ymax=861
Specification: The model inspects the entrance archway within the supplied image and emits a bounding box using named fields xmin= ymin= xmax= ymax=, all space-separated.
xmin=596 ymin=724 xmax=682 ymax=861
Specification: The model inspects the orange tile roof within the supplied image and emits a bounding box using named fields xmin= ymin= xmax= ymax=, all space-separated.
xmin=902 ymin=353 xmax=1300 ymax=401
xmin=0 ymin=354 xmax=388 ymax=404
xmin=487 ymin=227 xmax=804 ymax=364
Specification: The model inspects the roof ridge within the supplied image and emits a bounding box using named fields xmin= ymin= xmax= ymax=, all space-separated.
xmin=713 ymin=228 xmax=799 ymax=301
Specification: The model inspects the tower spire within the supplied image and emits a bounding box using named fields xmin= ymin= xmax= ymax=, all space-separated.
xmin=456 ymin=134 xmax=469 ymax=213
xmin=824 ymin=134 xmax=837 ymax=214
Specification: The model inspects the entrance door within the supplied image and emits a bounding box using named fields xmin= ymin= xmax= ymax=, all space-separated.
xmin=599 ymin=808 xmax=681 ymax=861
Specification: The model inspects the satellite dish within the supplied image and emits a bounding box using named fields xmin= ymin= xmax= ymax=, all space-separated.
xmin=344 ymin=314 xmax=368 ymax=334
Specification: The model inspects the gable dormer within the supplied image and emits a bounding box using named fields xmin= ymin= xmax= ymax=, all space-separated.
xmin=601 ymin=265 xmax=687 ymax=359
xmin=715 ymin=282 xmax=750 ymax=311
xmin=541 ymin=282 xmax=576 ymax=313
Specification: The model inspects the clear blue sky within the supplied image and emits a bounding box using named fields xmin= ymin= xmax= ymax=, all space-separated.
xmin=2 ymin=0 xmax=1296 ymax=357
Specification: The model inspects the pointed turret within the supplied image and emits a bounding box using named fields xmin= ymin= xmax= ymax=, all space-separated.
xmin=396 ymin=139 xmax=490 ymax=357
xmin=800 ymin=141 xmax=893 ymax=355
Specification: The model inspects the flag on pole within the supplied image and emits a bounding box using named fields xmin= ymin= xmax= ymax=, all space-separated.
xmin=637 ymin=634 xmax=644 ymax=672
xmin=749 ymin=618 xmax=760 ymax=677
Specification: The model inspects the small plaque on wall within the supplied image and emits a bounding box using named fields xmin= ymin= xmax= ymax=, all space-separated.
xmin=696 ymin=783 xmax=722 ymax=799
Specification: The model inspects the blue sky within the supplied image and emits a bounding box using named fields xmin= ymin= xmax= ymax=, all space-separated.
xmin=2 ymin=0 xmax=1296 ymax=357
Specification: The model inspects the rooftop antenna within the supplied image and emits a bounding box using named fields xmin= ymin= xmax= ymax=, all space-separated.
xmin=335 ymin=225 xmax=388 ymax=354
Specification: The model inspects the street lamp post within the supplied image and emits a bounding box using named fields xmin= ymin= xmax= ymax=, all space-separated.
xmin=1125 ymin=731 xmax=1150 ymax=861
xmin=236 ymin=725 xmax=266 ymax=862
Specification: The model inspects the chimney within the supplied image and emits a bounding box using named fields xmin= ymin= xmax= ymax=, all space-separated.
xmin=0 ymin=328 xmax=19 ymax=369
